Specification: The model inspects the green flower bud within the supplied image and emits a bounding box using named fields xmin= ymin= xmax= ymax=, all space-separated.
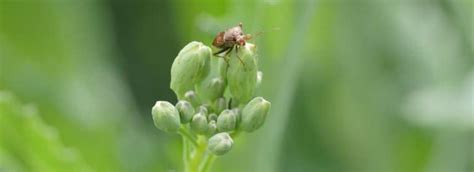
xmin=176 ymin=100 xmax=195 ymax=123
xmin=256 ymin=71 xmax=263 ymax=88
xmin=151 ymin=101 xmax=181 ymax=133
xmin=229 ymin=98 xmax=241 ymax=109
xmin=184 ymin=90 xmax=200 ymax=107
xmin=214 ymin=97 xmax=226 ymax=113
xmin=191 ymin=112 xmax=208 ymax=135
xmin=231 ymin=108 xmax=241 ymax=127
xmin=227 ymin=43 xmax=257 ymax=104
xmin=207 ymin=132 xmax=233 ymax=155
xmin=170 ymin=42 xmax=211 ymax=99
xmin=241 ymin=97 xmax=271 ymax=132
xmin=217 ymin=109 xmax=236 ymax=132
xmin=218 ymin=58 xmax=228 ymax=79
xmin=203 ymin=77 xmax=226 ymax=101
xmin=207 ymin=120 xmax=217 ymax=136
xmin=208 ymin=113 xmax=218 ymax=122
xmin=198 ymin=105 xmax=208 ymax=115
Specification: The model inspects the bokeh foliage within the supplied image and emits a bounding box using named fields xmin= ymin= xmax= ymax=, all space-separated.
xmin=0 ymin=0 xmax=472 ymax=172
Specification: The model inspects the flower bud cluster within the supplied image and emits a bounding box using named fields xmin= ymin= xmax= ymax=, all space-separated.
xmin=151 ymin=41 xmax=271 ymax=156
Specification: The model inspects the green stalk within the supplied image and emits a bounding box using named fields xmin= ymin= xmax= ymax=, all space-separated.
xmin=179 ymin=127 xmax=198 ymax=147
xmin=230 ymin=130 xmax=241 ymax=138
xmin=199 ymin=153 xmax=216 ymax=172
xmin=187 ymin=136 xmax=208 ymax=172
xmin=182 ymin=136 xmax=190 ymax=172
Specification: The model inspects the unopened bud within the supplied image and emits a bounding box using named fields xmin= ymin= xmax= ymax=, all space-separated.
xmin=207 ymin=132 xmax=233 ymax=155
xmin=207 ymin=120 xmax=217 ymax=135
xmin=203 ymin=77 xmax=226 ymax=101
xmin=217 ymin=109 xmax=236 ymax=132
xmin=256 ymin=71 xmax=263 ymax=88
xmin=151 ymin=101 xmax=181 ymax=133
xmin=218 ymin=58 xmax=228 ymax=79
xmin=214 ymin=97 xmax=226 ymax=113
xmin=227 ymin=43 xmax=257 ymax=104
xmin=231 ymin=108 xmax=241 ymax=127
xmin=241 ymin=97 xmax=271 ymax=132
xmin=176 ymin=100 xmax=195 ymax=123
xmin=208 ymin=113 xmax=218 ymax=122
xmin=184 ymin=90 xmax=200 ymax=107
xmin=170 ymin=42 xmax=211 ymax=99
xmin=191 ymin=112 xmax=208 ymax=135
xmin=198 ymin=105 xmax=208 ymax=115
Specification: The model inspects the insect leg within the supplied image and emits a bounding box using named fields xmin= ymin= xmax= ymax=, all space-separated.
xmin=213 ymin=47 xmax=230 ymax=56
xmin=222 ymin=47 xmax=233 ymax=66
xmin=222 ymin=46 xmax=234 ymax=66
xmin=234 ymin=46 xmax=246 ymax=68
xmin=213 ymin=47 xmax=231 ymax=66
xmin=224 ymin=46 xmax=233 ymax=57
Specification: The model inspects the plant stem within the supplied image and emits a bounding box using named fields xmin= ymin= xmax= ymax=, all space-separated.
xmin=191 ymin=137 xmax=207 ymax=171
xmin=179 ymin=127 xmax=198 ymax=147
xmin=182 ymin=136 xmax=190 ymax=172
xmin=230 ymin=130 xmax=241 ymax=138
xmin=199 ymin=153 xmax=216 ymax=172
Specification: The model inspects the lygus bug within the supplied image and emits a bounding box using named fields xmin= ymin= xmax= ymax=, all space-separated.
xmin=212 ymin=22 xmax=252 ymax=66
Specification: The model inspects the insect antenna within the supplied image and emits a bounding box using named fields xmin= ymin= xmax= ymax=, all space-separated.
xmin=247 ymin=27 xmax=280 ymax=44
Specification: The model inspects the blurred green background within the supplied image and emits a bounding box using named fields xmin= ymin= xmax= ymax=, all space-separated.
xmin=0 ymin=0 xmax=473 ymax=171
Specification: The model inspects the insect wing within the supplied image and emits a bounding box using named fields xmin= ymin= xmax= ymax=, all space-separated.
xmin=212 ymin=32 xmax=225 ymax=47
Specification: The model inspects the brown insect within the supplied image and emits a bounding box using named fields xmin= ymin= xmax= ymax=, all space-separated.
xmin=212 ymin=22 xmax=252 ymax=65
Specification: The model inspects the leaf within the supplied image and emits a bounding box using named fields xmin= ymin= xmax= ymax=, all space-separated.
xmin=0 ymin=91 xmax=92 ymax=172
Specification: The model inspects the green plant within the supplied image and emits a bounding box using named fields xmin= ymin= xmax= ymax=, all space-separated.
xmin=151 ymin=41 xmax=271 ymax=172
xmin=0 ymin=91 xmax=91 ymax=171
